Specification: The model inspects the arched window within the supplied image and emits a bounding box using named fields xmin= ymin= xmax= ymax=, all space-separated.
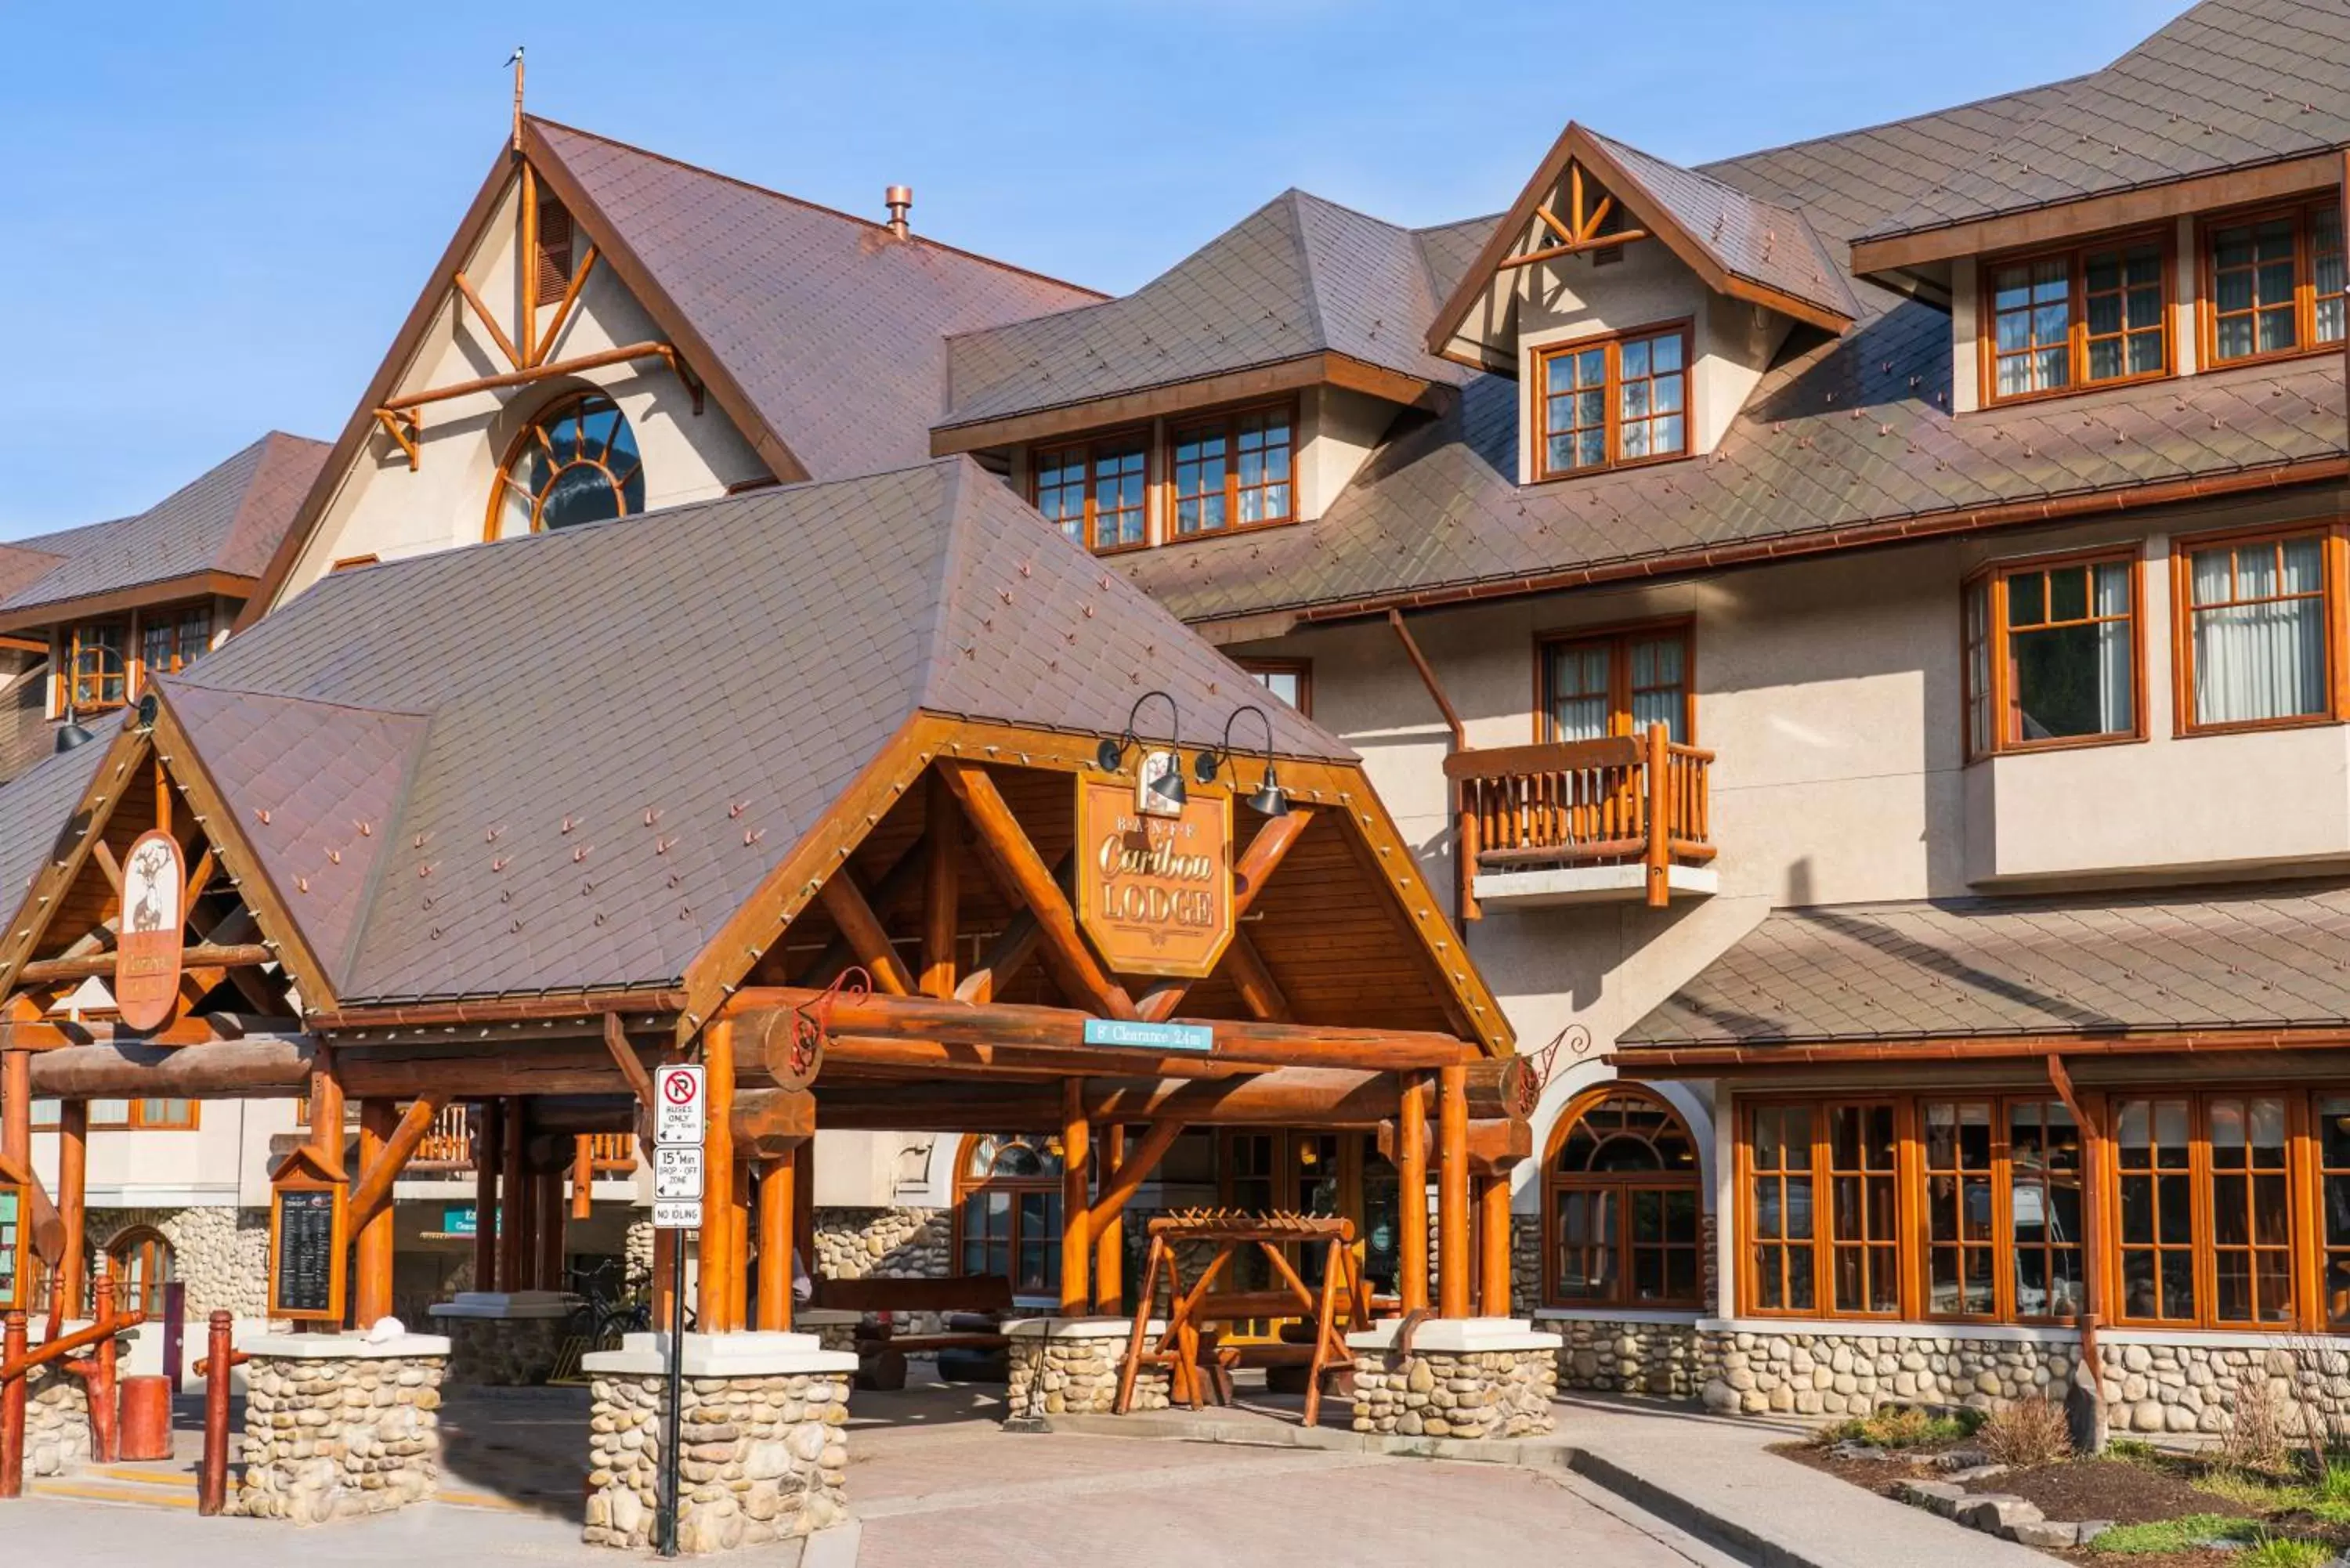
xmin=107 ymin=1226 xmax=175 ymax=1319
xmin=953 ymin=1133 xmax=1064 ymax=1296
xmin=1545 ymin=1086 xmax=1703 ymax=1309
xmin=486 ymin=392 xmax=646 ymax=539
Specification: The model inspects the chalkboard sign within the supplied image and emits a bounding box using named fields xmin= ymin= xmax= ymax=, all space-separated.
xmin=269 ymin=1174 xmax=347 ymax=1322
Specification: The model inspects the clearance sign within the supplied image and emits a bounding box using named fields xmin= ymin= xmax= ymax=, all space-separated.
xmin=1074 ymin=776 xmax=1235 ymax=978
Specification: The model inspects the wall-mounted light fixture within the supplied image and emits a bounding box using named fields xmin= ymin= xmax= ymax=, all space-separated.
xmin=1191 ymin=703 xmax=1289 ymax=818
xmin=1094 ymin=691 xmax=1189 ymax=815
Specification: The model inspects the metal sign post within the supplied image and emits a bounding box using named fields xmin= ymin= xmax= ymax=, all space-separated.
xmin=650 ymin=1063 xmax=705 ymax=1559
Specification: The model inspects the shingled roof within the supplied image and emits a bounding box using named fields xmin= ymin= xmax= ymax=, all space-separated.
xmin=1617 ymin=882 xmax=2350 ymax=1050
xmin=1112 ymin=74 xmax=2350 ymax=626
xmin=151 ymin=457 xmax=1350 ymax=1005
xmin=0 ymin=433 xmax=324 ymax=626
xmin=530 ymin=119 xmax=1104 ymax=480
xmin=1860 ymin=0 xmax=2350 ymax=243
xmin=938 ymin=188 xmax=1468 ymax=433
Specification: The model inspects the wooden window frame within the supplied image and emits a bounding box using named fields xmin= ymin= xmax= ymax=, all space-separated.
xmin=2198 ymin=197 xmax=2347 ymax=372
xmin=2108 ymin=1089 xmax=2307 ymax=1334
xmin=1167 ymin=398 xmax=1299 ymax=541
xmin=1531 ymin=320 xmax=1695 ymax=482
xmin=482 ymin=391 xmax=646 ymax=542
xmin=1235 ymin=656 xmax=1313 ymax=719
xmin=950 ymin=1132 xmax=1066 ymax=1296
xmin=53 ymin=618 xmax=128 ymax=718
xmin=106 ymin=1224 xmax=175 ymax=1320
xmin=1534 ymin=616 xmax=1696 ymax=744
xmin=1960 ymin=546 xmax=2146 ymax=761
xmin=1976 ymin=227 xmax=2174 ymax=408
xmin=32 ymin=1098 xmax=199 ymax=1133
xmin=1540 ymin=1085 xmax=1704 ymax=1311
xmin=2168 ymin=520 xmax=2349 ymax=739
xmin=1914 ymin=1096 xmax=2086 ymax=1327
xmin=1030 ymin=428 xmax=1153 ymax=555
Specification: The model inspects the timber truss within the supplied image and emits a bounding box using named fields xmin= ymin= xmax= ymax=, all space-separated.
xmin=371 ymin=152 xmax=701 ymax=472
xmin=1501 ymin=159 xmax=1647 ymax=273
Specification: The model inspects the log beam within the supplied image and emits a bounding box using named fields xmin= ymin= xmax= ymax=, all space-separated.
xmin=815 ymin=869 xmax=916 ymax=997
xmin=1083 ymin=1117 xmax=1184 ymax=1234
xmin=952 ymin=851 xmax=1070 ymax=1004
xmin=730 ymin=987 xmax=1481 ymax=1072
xmin=1137 ymin=807 xmax=1315 ymax=1022
xmin=729 ymin=1088 xmax=815 ymax=1160
xmin=940 ymin=763 xmax=1136 ymax=1020
xmin=348 ymin=1094 xmax=450 ymax=1230
xmin=921 ymin=773 xmax=960 ymax=999
xmin=355 ymin=1100 xmax=396 ymax=1328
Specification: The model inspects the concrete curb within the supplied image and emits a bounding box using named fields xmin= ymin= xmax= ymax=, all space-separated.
xmin=1564 ymin=1448 xmax=1820 ymax=1568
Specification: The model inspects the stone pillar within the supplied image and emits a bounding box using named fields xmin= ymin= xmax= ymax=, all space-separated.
xmin=428 ymin=1290 xmax=574 ymax=1386
xmin=233 ymin=1332 xmax=450 ymax=1523
xmin=1347 ymin=1318 xmax=1560 ymax=1440
xmin=1003 ymin=1317 xmax=1170 ymax=1418
xmin=23 ymin=1358 xmax=92 ymax=1477
xmin=581 ymin=1331 xmax=855 ymax=1554
xmin=792 ymin=1309 xmax=862 ymax=1356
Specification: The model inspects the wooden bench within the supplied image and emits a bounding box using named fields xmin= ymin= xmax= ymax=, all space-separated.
xmin=808 ymin=1275 xmax=1016 ymax=1388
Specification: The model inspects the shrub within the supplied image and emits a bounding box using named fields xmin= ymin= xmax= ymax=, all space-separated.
xmin=1979 ymin=1396 xmax=2072 ymax=1469
xmin=1816 ymin=1405 xmax=1973 ymax=1451
xmin=2106 ymin=1437 xmax=2160 ymax=1462
xmin=2222 ymin=1371 xmax=2295 ymax=1476
xmin=2239 ymin=1537 xmax=2334 ymax=1568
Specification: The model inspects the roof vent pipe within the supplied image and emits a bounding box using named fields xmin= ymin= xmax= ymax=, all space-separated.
xmin=884 ymin=185 xmax=913 ymax=239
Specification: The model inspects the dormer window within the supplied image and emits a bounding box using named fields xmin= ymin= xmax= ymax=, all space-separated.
xmin=1535 ymin=323 xmax=1689 ymax=479
xmin=1033 ymin=433 xmax=1147 ymax=552
xmin=1172 ymin=403 xmax=1294 ymax=536
xmin=2204 ymin=201 xmax=2345 ymax=367
xmin=1983 ymin=232 xmax=2168 ymax=403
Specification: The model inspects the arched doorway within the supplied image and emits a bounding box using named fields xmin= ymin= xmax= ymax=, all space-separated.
xmin=953 ymin=1133 xmax=1064 ymax=1297
xmin=107 ymin=1225 xmax=175 ymax=1319
xmin=1542 ymin=1085 xmax=1703 ymax=1309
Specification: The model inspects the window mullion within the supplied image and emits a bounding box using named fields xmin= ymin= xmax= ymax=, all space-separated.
xmin=1991 ymin=1100 xmax=2015 ymax=1324
xmin=2192 ymin=1097 xmax=2214 ymax=1331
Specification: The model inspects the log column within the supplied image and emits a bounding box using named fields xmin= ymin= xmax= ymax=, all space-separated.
xmin=472 ymin=1100 xmax=501 ymax=1292
xmin=792 ymin=1139 xmax=815 ymax=1287
xmin=56 ymin=1101 xmax=87 ymax=1321
xmin=757 ymin=1156 xmax=795 ymax=1331
xmin=700 ymin=1018 xmax=738 ymax=1332
xmin=1477 ymin=1172 xmax=1513 ymax=1317
xmin=1093 ymin=1123 xmax=1125 ymax=1315
xmin=537 ymin=1167 xmax=566 ymax=1295
xmin=1059 ymin=1079 xmax=1090 ymax=1316
xmin=355 ymin=1100 xmax=396 ymax=1328
xmin=501 ymin=1097 xmax=530 ymax=1291
xmin=1397 ymin=1072 xmax=1429 ymax=1313
xmin=1437 ymin=1064 xmax=1470 ymax=1318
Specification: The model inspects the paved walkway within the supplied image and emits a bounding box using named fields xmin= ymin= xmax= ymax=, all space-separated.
xmin=6 ymin=1381 xmax=2040 ymax=1567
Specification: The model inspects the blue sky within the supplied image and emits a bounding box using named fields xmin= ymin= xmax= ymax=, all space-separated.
xmin=0 ymin=0 xmax=2187 ymax=537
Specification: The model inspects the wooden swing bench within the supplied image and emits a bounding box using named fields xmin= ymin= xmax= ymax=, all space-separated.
xmin=1115 ymin=1209 xmax=1371 ymax=1428
xmin=808 ymin=1274 xmax=1016 ymax=1353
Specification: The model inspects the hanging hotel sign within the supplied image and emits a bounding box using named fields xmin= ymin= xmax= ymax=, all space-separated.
xmin=1075 ymin=776 xmax=1234 ymax=978
xmin=114 ymin=829 xmax=186 ymax=1031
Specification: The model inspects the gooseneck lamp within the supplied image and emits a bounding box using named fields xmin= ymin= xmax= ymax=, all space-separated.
xmin=1191 ymin=703 xmax=1289 ymax=818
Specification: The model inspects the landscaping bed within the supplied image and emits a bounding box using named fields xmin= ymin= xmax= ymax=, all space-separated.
xmin=1774 ymin=1404 xmax=2350 ymax=1566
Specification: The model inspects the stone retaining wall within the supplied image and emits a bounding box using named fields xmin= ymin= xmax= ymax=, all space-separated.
xmin=811 ymin=1207 xmax=948 ymax=1282
xmin=1351 ymin=1346 xmax=1557 ymax=1440
xmin=443 ymin=1315 xmax=567 ymax=1386
xmin=234 ymin=1349 xmax=446 ymax=1523
xmin=99 ymin=1204 xmax=271 ymax=1320
xmin=1003 ymin=1324 xmax=1169 ymax=1417
xmin=23 ymin=1362 xmax=91 ymax=1476
xmin=585 ymin=1370 xmax=849 ymax=1552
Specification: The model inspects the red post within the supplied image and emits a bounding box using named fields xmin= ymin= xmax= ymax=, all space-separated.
xmin=86 ymin=1264 xmax=118 ymax=1465
xmin=198 ymin=1311 xmax=232 ymax=1516
xmin=1 ymin=1310 xmax=25 ymax=1499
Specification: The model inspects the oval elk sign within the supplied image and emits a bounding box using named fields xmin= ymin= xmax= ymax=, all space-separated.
xmin=114 ymin=828 xmax=186 ymax=1031
xmin=1074 ymin=776 xmax=1234 ymax=980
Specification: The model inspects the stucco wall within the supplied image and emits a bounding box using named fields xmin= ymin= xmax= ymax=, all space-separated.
xmin=274 ymin=172 xmax=767 ymax=607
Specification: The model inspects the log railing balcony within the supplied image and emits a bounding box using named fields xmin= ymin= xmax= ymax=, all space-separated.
xmin=405 ymin=1104 xmax=638 ymax=1178
xmin=584 ymin=1132 xmax=638 ymax=1173
xmin=1444 ymin=723 xmax=1717 ymax=912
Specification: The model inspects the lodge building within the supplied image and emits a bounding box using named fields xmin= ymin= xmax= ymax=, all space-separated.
xmin=4 ymin=0 xmax=2350 ymax=1490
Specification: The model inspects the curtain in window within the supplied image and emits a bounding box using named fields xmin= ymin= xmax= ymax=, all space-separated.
xmin=2092 ymin=561 xmax=2133 ymax=733
xmin=1629 ymin=636 xmax=1687 ymax=741
xmin=2192 ymin=540 xmax=2324 ymax=725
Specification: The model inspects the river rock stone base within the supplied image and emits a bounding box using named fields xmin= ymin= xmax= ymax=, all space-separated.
xmin=24 ymin=1363 xmax=92 ymax=1477
xmin=234 ymin=1353 xmax=446 ymax=1523
xmin=1698 ymin=1329 xmax=2074 ymax=1418
xmin=2098 ymin=1341 xmax=2350 ymax=1436
xmin=1556 ymin=1318 xmax=1701 ymax=1397
xmin=1004 ymin=1333 xmax=1169 ymax=1417
xmin=584 ymin=1370 xmax=849 ymax=1552
xmin=1351 ymin=1348 xmax=1558 ymax=1440
xmin=445 ymin=1316 xmax=568 ymax=1386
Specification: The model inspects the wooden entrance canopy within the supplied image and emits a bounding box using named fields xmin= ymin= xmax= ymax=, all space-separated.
xmin=0 ymin=459 xmax=1526 ymax=1335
